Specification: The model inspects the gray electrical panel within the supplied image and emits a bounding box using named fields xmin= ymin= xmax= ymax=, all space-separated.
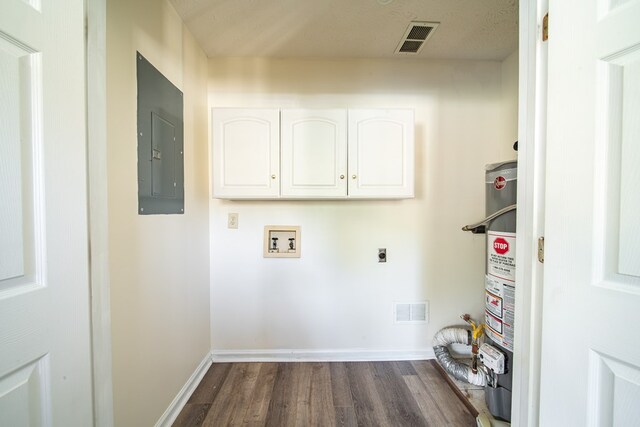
xmin=137 ymin=52 xmax=184 ymax=215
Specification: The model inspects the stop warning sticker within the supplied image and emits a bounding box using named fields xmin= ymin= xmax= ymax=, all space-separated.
xmin=487 ymin=231 xmax=516 ymax=283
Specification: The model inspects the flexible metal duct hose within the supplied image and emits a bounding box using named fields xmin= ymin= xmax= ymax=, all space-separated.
xmin=433 ymin=327 xmax=488 ymax=386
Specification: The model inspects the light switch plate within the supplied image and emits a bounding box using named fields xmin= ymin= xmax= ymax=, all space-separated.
xmin=228 ymin=213 xmax=238 ymax=229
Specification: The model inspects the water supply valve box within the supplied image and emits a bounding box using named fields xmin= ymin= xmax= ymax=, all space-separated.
xmin=479 ymin=343 xmax=506 ymax=374
xmin=263 ymin=226 xmax=301 ymax=258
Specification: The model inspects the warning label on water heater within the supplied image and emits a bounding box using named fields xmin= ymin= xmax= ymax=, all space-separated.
xmin=487 ymin=231 xmax=516 ymax=282
xmin=485 ymin=275 xmax=515 ymax=351
xmin=485 ymin=231 xmax=516 ymax=352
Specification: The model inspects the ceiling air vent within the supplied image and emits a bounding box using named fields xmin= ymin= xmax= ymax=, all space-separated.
xmin=395 ymin=21 xmax=439 ymax=55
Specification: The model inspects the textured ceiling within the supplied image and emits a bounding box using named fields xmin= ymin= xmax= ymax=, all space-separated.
xmin=169 ymin=0 xmax=518 ymax=60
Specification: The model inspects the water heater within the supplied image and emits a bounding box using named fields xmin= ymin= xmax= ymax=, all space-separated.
xmin=483 ymin=160 xmax=517 ymax=421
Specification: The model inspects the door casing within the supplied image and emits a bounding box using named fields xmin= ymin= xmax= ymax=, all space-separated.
xmin=82 ymin=0 xmax=544 ymax=425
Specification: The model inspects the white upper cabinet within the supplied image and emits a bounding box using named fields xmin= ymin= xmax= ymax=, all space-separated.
xmin=211 ymin=108 xmax=414 ymax=199
xmin=281 ymin=109 xmax=348 ymax=198
xmin=348 ymin=109 xmax=415 ymax=198
xmin=211 ymin=108 xmax=280 ymax=198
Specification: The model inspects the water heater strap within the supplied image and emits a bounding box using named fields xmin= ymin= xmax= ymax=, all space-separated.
xmin=461 ymin=204 xmax=517 ymax=232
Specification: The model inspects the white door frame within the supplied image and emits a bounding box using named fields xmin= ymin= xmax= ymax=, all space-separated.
xmin=82 ymin=0 xmax=545 ymax=425
xmin=86 ymin=0 xmax=113 ymax=425
xmin=512 ymin=0 xmax=547 ymax=425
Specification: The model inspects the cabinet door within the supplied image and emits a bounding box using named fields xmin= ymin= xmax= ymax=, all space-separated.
xmin=212 ymin=109 xmax=280 ymax=198
xmin=348 ymin=109 xmax=414 ymax=198
xmin=281 ymin=109 xmax=347 ymax=198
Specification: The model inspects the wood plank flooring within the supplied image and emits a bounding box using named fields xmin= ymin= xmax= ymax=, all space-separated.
xmin=173 ymin=360 xmax=476 ymax=427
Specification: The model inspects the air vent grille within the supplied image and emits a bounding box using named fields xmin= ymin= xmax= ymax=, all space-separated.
xmin=395 ymin=302 xmax=428 ymax=323
xmin=395 ymin=22 xmax=439 ymax=55
xmin=399 ymin=41 xmax=423 ymax=53
xmin=407 ymin=26 xmax=432 ymax=41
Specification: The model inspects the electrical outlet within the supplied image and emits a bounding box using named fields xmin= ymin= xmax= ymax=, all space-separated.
xmin=378 ymin=248 xmax=387 ymax=263
xmin=228 ymin=213 xmax=238 ymax=229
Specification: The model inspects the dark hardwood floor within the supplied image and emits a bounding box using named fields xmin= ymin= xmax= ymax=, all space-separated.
xmin=173 ymin=360 xmax=476 ymax=427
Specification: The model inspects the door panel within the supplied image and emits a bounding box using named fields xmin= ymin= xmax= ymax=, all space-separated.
xmin=0 ymin=356 xmax=49 ymax=426
xmin=211 ymin=108 xmax=280 ymax=198
xmin=347 ymin=109 xmax=414 ymax=198
xmin=281 ymin=109 xmax=347 ymax=198
xmin=0 ymin=0 xmax=93 ymax=424
xmin=540 ymin=0 xmax=640 ymax=424
xmin=616 ymin=53 xmax=640 ymax=277
xmin=0 ymin=41 xmax=28 ymax=283
xmin=588 ymin=351 xmax=640 ymax=425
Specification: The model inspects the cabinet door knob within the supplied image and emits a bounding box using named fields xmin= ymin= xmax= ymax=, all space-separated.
xmin=271 ymin=174 xmax=276 ymax=179
xmin=352 ymin=175 xmax=357 ymax=179
xmin=340 ymin=175 xmax=345 ymax=179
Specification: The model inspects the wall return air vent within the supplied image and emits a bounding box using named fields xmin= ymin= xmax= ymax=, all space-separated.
xmin=395 ymin=302 xmax=428 ymax=323
xmin=395 ymin=21 xmax=439 ymax=54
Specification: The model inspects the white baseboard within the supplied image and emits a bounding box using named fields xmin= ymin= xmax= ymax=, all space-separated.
xmin=211 ymin=348 xmax=436 ymax=362
xmin=155 ymin=352 xmax=213 ymax=427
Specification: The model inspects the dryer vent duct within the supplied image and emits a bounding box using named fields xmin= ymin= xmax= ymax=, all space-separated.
xmin=395 ymin=21 xmax=439 ymax=54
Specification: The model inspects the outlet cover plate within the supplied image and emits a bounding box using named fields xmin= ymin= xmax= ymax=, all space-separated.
xmin=228 ymin=213 xmax=238 ymax=229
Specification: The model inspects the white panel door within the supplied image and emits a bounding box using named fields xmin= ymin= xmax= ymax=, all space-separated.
xmin=0 ymin=0 xmax=93 ymax=425
xmin=348 ymin=109 xmax=414 ymax=198
xmin=540 ymin=0 xmax=640 ymax=425
xmin=211 ymin=108 xmax=280 ymax=198
xmin=281 ymin=109 xmax=347 ymax=198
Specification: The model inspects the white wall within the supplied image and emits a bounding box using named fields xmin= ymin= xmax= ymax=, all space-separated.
xmin=208 ymin=57 xmax=518 ymax=355
xmin=502 ymin=49 xmax=520 ymax=147
xmin=106 ymin=0 xmax=210 ymax=425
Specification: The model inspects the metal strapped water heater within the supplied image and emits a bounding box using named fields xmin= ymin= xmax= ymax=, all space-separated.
xmin=463 ymin=160 xmax=517 ymax=422
xmin=483 ymin=161 xmax=516 ymax=421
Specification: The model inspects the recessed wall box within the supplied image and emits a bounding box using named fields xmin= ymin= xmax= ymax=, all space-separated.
xmin=137 ymin=52 xmax=184 ymax=215
xmin=263 ymin=226 xmax=301 ymax=258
